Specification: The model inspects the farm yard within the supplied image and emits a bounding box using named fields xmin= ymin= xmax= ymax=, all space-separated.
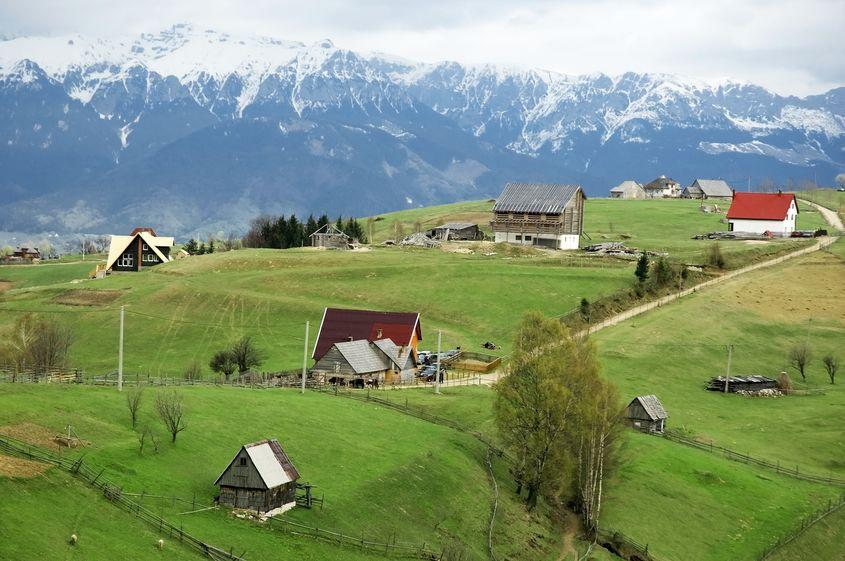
xmin=1 ymin=197 xmax=843 ymax=561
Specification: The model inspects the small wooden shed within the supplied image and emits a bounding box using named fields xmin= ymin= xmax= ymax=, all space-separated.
xmin=625 ymin=395 xmax=668 ymax=433
xmin=310 ymin=224 xmax=350 ymax=249
xmin=426 ymin=222 xmax=484 ymax=241
xmin=215 ymin=439 xmax=300 ymax=512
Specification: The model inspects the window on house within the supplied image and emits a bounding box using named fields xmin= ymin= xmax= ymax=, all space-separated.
xmin=239 ymin=457 xmax=247 ymax=466
xmin=142 ymin=244 xmax=148 ymax=250
xmin=118 ymin=253 xmax=134 ymax=267
xmin=525 ymin=235 xmax=532 ymax=241
xmin=515 ymin=235 xmax=522 ymax=241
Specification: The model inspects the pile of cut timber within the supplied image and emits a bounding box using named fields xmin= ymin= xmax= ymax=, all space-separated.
xmin=706 ymin=375 xmax=778 ymax=393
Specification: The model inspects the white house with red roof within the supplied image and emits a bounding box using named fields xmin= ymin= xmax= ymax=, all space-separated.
xmin=726 ymin=192 xmax=798 ymax=235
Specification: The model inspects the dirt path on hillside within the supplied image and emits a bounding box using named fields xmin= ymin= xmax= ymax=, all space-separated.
xmin=800 ymin=199 xmax=844 ymax=231
xmin=575 ymin=235 xmax=839 ymax=338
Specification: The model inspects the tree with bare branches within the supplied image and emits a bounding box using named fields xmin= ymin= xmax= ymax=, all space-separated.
xmin=788 ymin=343 xmax=812 ymax=381
xmin=229 ymin=336 xmax=265 ymax=374
xmin=126 ymin=385 xmax=144 ymax=429
xmin=823 ymin=355 xmax=838 ymax=384
xmin=155 ymin=391 xmax=186 ymax=443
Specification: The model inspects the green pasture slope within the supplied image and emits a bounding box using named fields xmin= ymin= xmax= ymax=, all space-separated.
xmin=395 ymin=239 xmax=845 ymax=561
xmin=0 ymin=385 xmax=560 ymax=561
xmin=0 ymin=243 xmax=632 ymax=375
xmin=798 ymin=188 xmax=845 ymax=218
xmin=370 ymin=197 xmax=827 ymax=261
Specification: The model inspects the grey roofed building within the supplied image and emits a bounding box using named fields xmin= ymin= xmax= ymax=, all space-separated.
xmin=425 ymin=222 xmax=484 ymax=241
xmin=625 ymin=395 xmax=668 ymax=433
xmin=609 ymin=180 xmax=645 ymax=199
xmin=333 ymin=339 xmax=392 ymax=374
xmin=683 ymin=179 xmax=734 ymax=199
xmin=492 ymin=183 xmax=582 ymax=214
xmin=215 ymin=438 xmax=300 ymax=512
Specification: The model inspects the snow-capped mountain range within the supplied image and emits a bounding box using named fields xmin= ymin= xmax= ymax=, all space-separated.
xmin=1 ymin=24 xmax=843 ymax=235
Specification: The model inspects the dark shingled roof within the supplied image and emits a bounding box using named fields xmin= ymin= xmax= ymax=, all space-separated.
xmin=492 ymin=183 xmax=582 ymax=214
xmin=312 ymin=308 xmax=422 ymax=360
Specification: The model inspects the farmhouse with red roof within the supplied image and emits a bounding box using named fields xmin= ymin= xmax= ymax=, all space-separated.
xmin=312 ymin=308 xmax=422 ymax=361
xmin=726 ymin=192 xmax=798 ymax=235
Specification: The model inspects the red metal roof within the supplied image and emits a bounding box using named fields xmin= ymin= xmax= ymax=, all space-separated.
xmin=726 ymin=192 xmax=797 ymax=221
xmin=312 ymin=308 xmax=422 ymax=360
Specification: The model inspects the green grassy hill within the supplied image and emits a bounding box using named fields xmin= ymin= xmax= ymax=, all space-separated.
xmin=0 ymin=384 xmax=560 ymax=561
xmin=0 ymin=198 xmax=828 ymax=377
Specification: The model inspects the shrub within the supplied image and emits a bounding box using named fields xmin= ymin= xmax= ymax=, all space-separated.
xmin=183 ymin=360 xmax=201 ymax=381
xmin=705 ymin=243 xmax=726 ymax=269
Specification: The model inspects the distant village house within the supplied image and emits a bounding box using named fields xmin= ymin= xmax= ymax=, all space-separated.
xmin=609 ymin=180 xmax=646 ymax=199
xmin=726 ymin=192 xmax=798 ymax=235
xmin=625 ymin=395 xmax=668 ymax=433
xmin=643 ymin=175 xmax=681 ymax=198
xmin=491 ymin=183 xmax=586 ymax=250
xmin=215 ymin=439 xmax=300 ymax=513
xmin=425 ymin=222 xmax=483 ymax=241
xmin=106 ymin=227 xmax=174 ymax=273
xmin=682 ymin=179 xmax=733 ymax=200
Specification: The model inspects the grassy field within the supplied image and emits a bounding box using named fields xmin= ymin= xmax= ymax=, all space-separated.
xmin=0 ymin=468 xmax=200 ymax=561
xmin=0 ymin=244 xmax=633 ymax=375
xmin=370 ymin=198 xmax=827 ymax=262
xmin=799 ymin=188 xmax=845 ymax=218
xmin=767 ymin=504 xmax=845 ymax=561
xmin=0 ymin=384 xmax=562 ymax=561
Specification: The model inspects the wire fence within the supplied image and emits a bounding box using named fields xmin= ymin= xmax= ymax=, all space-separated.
xmin=594 ymin=528 xmax=660 ymax=561
xmin=0 ymin=434 xmax=245 ymax=561
xmin=758 ymin=493 xmax=845 ymax=560
xmin=659 ymin=430 xmax=845 ymax=486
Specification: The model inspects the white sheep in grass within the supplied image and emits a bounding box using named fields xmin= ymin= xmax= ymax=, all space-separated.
xmin=69 ymin=534 xmax=77 ymax=545
xmin=157 ymin=539 xmax=164 ymax=550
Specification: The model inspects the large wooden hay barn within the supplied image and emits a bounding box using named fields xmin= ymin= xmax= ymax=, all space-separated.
xmin=625 ymin=395 xmax=668 ymax=433
xmin=215 ymin=439 xmax=300 ymax=513
xmin=311 ymin=338 xmax=417 ymax=384
xmin=491 ymin=183 xmax=586 ymax=250
xmin=310 ymin=224 xmax=351 ymax=249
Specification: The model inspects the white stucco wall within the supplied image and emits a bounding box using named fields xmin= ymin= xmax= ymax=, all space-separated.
xmin=494 ymin=231 xmax=580 ymax=250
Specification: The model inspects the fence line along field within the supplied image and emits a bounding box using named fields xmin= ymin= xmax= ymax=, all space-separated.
xmin=0 ymin=384 xmax=563 ymax=561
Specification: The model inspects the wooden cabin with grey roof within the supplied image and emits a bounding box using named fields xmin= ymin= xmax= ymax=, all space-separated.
xmin=491 ymin=183 xmax=586 ymax=250
xmin=625 ymin=395 xmax=668 ymax=433
xmin=215 ymin=438 xmax=300 ymax=513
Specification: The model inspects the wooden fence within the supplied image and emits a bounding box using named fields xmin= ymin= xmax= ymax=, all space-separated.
xmin=262 ymin=517 xmax=440 ymax=559
xmin=0 ymin=434 xmax=245 ymax=561
xmin=659 ymin=430 xmax=845 ymax=486
xmin=758 ymin=493 xmax=845 ymax=560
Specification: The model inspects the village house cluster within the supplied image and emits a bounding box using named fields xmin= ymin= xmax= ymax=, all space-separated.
xmin=610 ymin=176 xmax=734 ymax=200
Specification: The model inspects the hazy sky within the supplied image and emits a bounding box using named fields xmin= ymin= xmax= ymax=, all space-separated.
xmin=1 ymin=0 xmax=843 ymax=96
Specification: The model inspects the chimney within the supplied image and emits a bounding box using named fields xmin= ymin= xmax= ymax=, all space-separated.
xmin=777 ymin=189 xmax=783 ymax=196
xmin=376 ymin=328 xmax=383 ymax=339
xmin=347 ymin=336 xmax=353 ymax=342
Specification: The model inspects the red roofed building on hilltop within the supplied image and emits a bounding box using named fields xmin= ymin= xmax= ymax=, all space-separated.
xmin=726 ymin=192 xmax=798 ymax=235
xmin=312 ymin=308 xmax=422 ymax=362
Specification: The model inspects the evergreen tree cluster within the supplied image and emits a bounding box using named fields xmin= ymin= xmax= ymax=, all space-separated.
xmin=242 ymin=214 xmax=368 ymax=249
xmin=183 ymin=238 xmax=214 ymax=255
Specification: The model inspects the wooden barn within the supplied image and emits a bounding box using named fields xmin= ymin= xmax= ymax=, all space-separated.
xmin=625 ymin=395 xmax=668 ymax=433
xmin=215 ymin=439 xmax=300 ymax=513
xmin=609 ymin=180 xmax=645 ymax=199
xmin=682 ymin=179 xmax=733 ymax=200
xmin=105 ymin=227 xmax=173 ymax=273
xmin=311 ymin=338 xmax=417 ymax=384
xmin=425 ymin=222 xmax=484 ymax=241
xmin=310 ymin=224 xmax=350 ymax=249
xmin=312 ymin=308 xmax=422 ymax=362
xmin=491 ymin=183 xmax=586 ymax=250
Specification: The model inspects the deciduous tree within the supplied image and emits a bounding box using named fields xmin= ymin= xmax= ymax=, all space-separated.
xmin=229 ymin=336 xmax=266 ymax=374
xmin=788 ymin=342 xmax=812 ymax=381
xmin=155 ymin=391 xmax=186 ymax=443
xmin=823 ymin=354 xmax=838 ymax=384
xmin=126 ymin=385 xmax=144 ymax=429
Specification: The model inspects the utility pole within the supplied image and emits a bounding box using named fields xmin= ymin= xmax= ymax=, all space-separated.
xmin=301 ymin=320 xmax=309 ymax=394
xmin=723 ymin=344 xmax=733 ymax=394
xmin=81 ymin=237 xmax=85 ymax=261
xmin=435 ymin=330 xmax=442 ymax=395
xmin=118 ymin=305 xmax=125 ymax=392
